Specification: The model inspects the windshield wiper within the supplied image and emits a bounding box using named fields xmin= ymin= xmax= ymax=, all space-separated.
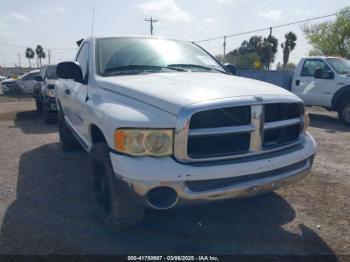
xmin=167 ymin=64 xmax=228 ymax=74
xmin=103 ymin=65 xmax=186 ymax=76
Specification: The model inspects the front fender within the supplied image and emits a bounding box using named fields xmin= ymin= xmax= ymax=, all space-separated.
xmin=86 ymin=91 xmax=177 ymax=150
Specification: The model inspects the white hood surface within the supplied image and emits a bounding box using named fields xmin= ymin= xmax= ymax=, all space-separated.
xmin=97 ymin=72 xmax=296 ymax=114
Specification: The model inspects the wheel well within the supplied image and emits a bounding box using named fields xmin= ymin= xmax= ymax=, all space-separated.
xmin=90 ymin=124 xmax=106 ymax=144
xmin=332 ymin=86 xmax=350 ymax=110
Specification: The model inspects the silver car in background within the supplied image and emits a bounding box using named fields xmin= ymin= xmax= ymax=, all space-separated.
xmin=17 ymin=70 xmax=40 ymax=94
xmin=0 ymin=70 xmax=40 ymax=94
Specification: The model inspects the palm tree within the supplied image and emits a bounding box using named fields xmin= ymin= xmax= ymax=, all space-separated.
xmin=25 ymin=47 xmax=35 ymax=68
xmin=281 ymin=32 xmax=297 ymax=70
xmin=35 ymin=45 xmax=46 ymax=67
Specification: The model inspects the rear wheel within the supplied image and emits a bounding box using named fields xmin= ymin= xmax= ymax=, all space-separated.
xmin=338 ymin=98 xmax=350 ymax=126
xmin=91 ymin=142 xmax=144 ymax=231
xmin=58 ymin=108 xmax=81 ymax=151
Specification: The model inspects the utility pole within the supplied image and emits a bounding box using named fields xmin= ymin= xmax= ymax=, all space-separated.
xmin=268 ymin=27 xmax=272 ymax=71
xmin=17 ymin=53 xmax=21 ymax=68
xmin=48 ymin=49 xmax=51 ymax=64
xmin=223 ymin=36 xmax=227 ymax=63
xmin=145 ymin=17 xmax=158 ymax=35
xmin=2 ymin=52 xmax=5 ymax=68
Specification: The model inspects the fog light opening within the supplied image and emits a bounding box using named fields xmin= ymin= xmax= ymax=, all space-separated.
xmin=146 ymin=187 xmax=178 ymax=210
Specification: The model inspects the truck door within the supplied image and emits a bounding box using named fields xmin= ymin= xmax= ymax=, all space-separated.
xmin=292 ymin=59 xmax=335 ymax=107
xmin=62 ymin=42 xmax=89 ymax=143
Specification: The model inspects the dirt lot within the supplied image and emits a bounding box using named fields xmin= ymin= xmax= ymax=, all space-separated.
xmin=0 ymin=95 xmax=349 ymax=257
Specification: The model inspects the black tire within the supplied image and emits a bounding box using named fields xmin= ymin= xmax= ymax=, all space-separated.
xmin=338 ymin=98 xmax=350 ymax=127
xmin=43 ymin=102 xmax=57 ymax=124
xmin=91 ymin=142 xmax=144 ymax=231
xmin=58 ymin=109 xmax=81 ymax=151
xmin=35 ymin=97 xmax=43 ymax=112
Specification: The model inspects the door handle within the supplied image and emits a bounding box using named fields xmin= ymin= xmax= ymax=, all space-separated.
xmin=65 ymin=89 xmax=71 ymax=95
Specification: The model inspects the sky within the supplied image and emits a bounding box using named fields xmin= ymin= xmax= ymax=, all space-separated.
xmin=0 ymin=0 xmax=349 ymax=68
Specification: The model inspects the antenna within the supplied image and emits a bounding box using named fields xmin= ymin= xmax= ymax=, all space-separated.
xmin=91 ymin=7 xmax=95 ymax=36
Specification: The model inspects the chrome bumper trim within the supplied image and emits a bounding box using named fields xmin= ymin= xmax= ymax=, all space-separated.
xmin=119 ymin=157 xmax=313 ymax=209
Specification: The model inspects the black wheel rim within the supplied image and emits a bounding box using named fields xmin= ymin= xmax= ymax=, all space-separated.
xmin=94 ymin=162 xmax=111 ymax=215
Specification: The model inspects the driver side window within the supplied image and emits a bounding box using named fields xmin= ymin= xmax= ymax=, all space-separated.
xmin=301 ymin=60 xmax=331 ymax=77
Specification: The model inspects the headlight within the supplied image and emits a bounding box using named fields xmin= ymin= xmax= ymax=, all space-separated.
xmin=303 ymin=110 xmax=309 ymax=132
xmin=114 ymin=129 xmax=173 ymax=157
xmin=46 ymin=89 xmax=55 ymax=97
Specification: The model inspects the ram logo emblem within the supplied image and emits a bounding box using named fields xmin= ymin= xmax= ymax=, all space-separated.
xmin=254 ymin=96 xmax=263 ymax=102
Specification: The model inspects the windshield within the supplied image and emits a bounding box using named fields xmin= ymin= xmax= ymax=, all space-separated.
xmin=96 ymin=37 xmax=226 ymax=76
xmin=46 ymin=66 xmax=57 ymax=79
xmin=326 ymin=58 xmax=350 ymax=75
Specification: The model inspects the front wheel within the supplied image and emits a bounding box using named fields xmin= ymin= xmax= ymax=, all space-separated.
xmin=338 ymin=99 xmax=350 ymax=126
xmin=43 ymin=102 xmax=56 ymax=124
xmin=91 ymin=142 xmax=144 ymax=231
xmin=58 ymin=108 xmax=81 ymax=151
xmin=35 ymin=97 xmax=42 ymax=112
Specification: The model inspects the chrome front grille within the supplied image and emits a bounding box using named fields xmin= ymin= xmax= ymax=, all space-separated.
xmin=174 ymin=96 xmax=305 ymax=163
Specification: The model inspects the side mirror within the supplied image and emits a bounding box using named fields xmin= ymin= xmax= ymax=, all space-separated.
xmin=57 ymin=61 xmax=83 ymax=82
xmin=314 ymin=68 xmax=334 ymax=80
xmin=35 ymin=75 xmax=43 ymax=82
xmin=224 ymin=63 xmax=237 ymax=75
xmin=328 ymin=71 xmax=335 ymax=79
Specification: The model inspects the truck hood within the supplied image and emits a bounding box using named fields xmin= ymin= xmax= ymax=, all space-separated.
xmin=97 ymin=72 xmax=295 ymax=114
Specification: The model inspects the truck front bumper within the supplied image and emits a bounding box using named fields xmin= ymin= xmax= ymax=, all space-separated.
xmin=110 ymin=133 xmax=317 ymax=209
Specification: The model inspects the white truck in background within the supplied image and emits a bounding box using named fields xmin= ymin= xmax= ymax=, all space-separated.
xmin=235 ymin=57 xmax=350 ymax=126
xmin=291 ymin=57 xmax=350 ymax=126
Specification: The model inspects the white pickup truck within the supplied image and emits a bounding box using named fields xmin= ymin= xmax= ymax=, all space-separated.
xmin=291 ymin=57 xmax=350 ymax=126
xmin=55 ymin=36 xmax=317 ymax=230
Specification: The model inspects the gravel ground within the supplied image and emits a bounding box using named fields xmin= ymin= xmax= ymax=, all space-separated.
xmin=0 ymin=95 xmax=349 ymax=258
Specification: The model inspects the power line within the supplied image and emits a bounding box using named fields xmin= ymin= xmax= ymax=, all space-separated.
xmin=195 ymin=10 xmax=350 ymax=43
xmin=0 ymin=43 xmax=76 ymax=50
xmin=0 ymin=43 xmax=27 ymax=48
